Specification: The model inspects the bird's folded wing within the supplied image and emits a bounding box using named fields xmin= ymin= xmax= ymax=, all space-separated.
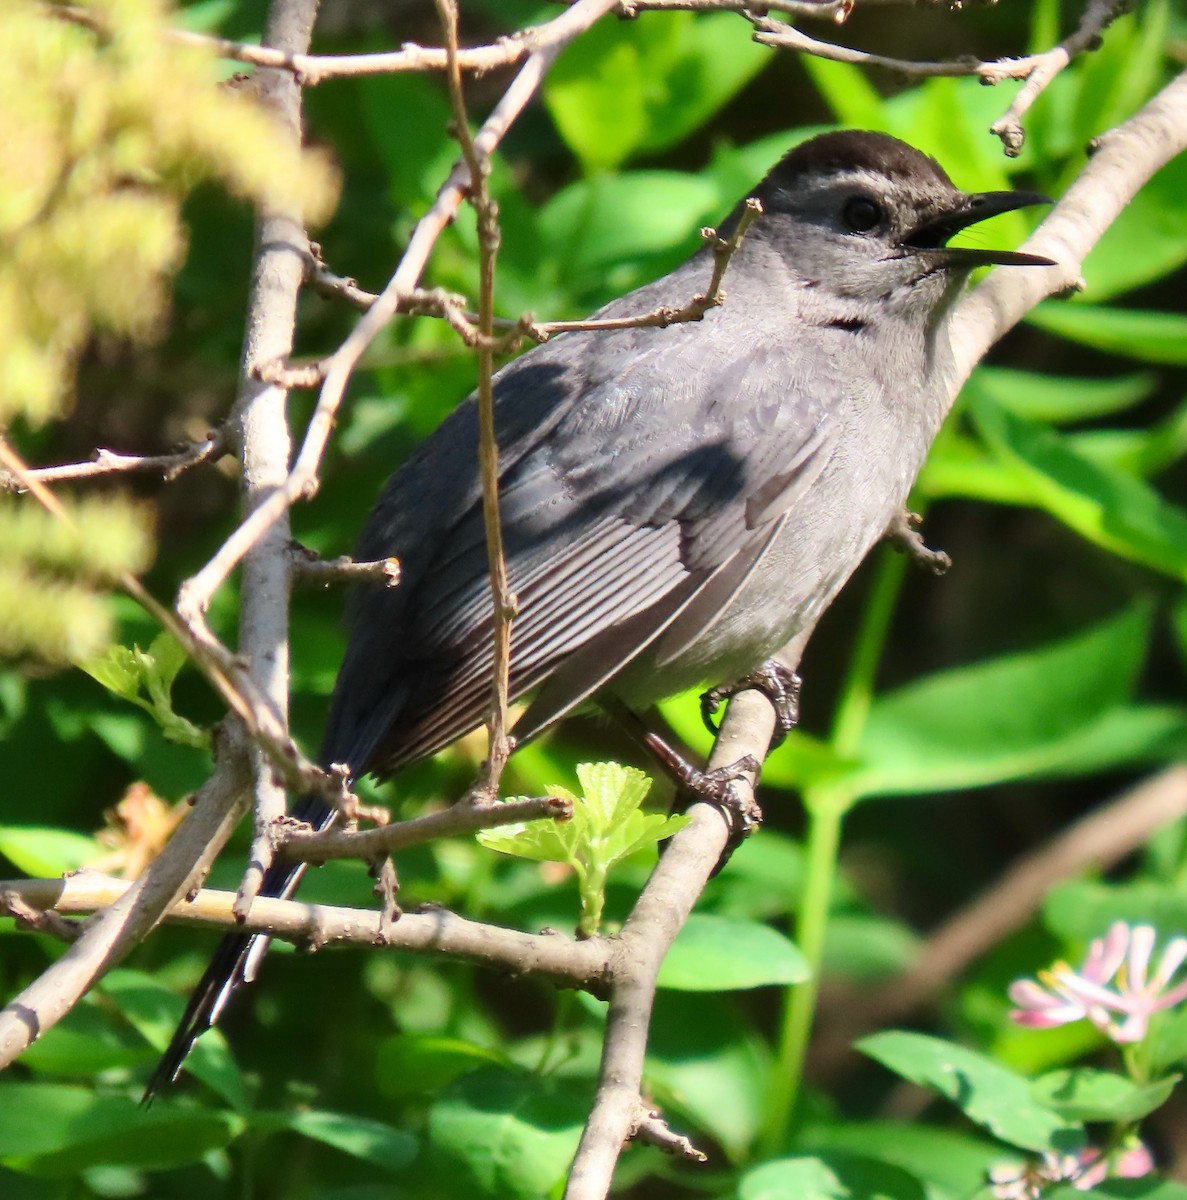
xmin=327 ymin=319 xmax=840 ymax=777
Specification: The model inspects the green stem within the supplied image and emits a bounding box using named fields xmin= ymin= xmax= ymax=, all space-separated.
xmin=759 ymin=548 xmax=911 ymax=1155
xmin=760 ymin=783 xmax=848 ymax=1156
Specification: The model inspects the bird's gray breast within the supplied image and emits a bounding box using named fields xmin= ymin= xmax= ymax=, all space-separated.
xmin=614 ymin=309 xmax=952 ymax=706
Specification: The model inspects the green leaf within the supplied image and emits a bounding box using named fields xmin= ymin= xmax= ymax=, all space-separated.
xmin=428 ymin=1067 xmax=587 ymax=1200
xmin=275 ymin=1110 xmax=418 ymax=1174
xmin=373 ymin=1035 xmax=507 ymax=1102
xmin=1027 ymin=304 xmax=1187 ymax=365
xmin=739 ymin=1153 xmax=927 ymax=1200
xmin=544 ymin=13 xmax=767 ymax=171
xmin=972 ymin=366 xmax=1156 ymax=424
xmin=99 ymin=969 xmax=246 ymax=1110
xmin=658 ymin=914 xmax=809 ymax=991
xmin=858 ymin=1031 xmax=1082 ymax=1152
xmin=478 ymin=762 xmax=685 ymax=935
xmin=645 ymin=991 xmax=768 ymax=1159
xmin=848 ymin=606 xmax=1154 ymax=798
xmin=801 ymin=1122 xmax=1002 ymax=1200
xmin=1031 ymin=1068 xmax=1177 ymax=1123
xmin=0 ymin=827 xmax=100 ymax=876
xmin=80 ymin=635 xmax=210 ymax=750
xmin=969 ymin=391 xmax=1187 ymax=581
xmin=823 ymin=914 xmax=920 ymax=982
xmin=802 ymin=58 xmax=886 ymax=128
xmin=0 ymin=1082 xmax=241 ymax=1174
xmin=537 ymin=170 xmax=719 ymax=289
xmin=1044 ymin=882 xmax=1187 ymax=946
xmin=1069 ymin=397 xmax=1187 ymax=478
xmin=1048 ymin=1182 xmax=1187 ymax=1200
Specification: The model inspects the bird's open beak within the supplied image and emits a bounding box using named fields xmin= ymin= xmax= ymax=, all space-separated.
xmin=904 ymin=190 xmax=1056 ymax=267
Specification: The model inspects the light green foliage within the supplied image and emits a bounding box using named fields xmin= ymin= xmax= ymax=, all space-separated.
xmin=0 ymin=0 xmax=337 ymax=426
xmin=545 ymin=12 xmax=768 ymax=172
xmin=0 ymin=497 xmax=152 ymax=662
xmin=859 ymin=1031 xmax=1084 ymax=1153
xmin=0 ymin=0 xmax=337 ymax=666
xmin=478 ymin=762 xmax=687 ymax=935
xmin=80 ymin=631 xmax=209 ymax=749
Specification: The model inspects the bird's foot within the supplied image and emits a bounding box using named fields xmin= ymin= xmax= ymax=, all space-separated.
xmin=598 ymin=696 xmax=763 ymax=857
xmin=643 ymin=730 xmax=763 ymax=840
xmin=701 ymin=660 xmax=802 ymax=748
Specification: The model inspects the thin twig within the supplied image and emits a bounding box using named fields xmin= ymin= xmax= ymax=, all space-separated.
xmin=0 ymin=891 xmax=82 ymax=943
xmin=307 ymin=204 xmax=763 ymax=350
xmin=752 ymin=0 xmax=1130 ymax=153
xmin=884 ymin=510 xmax=951 ymax=575
xmin=278 ymin=794 xmax=572 ymax=863
xmin=631 ymin=1104 xmax=708 ymax=1163
xmin=0 ymin=432 xmax=225 ymax=491
xmin=437 ymin=0 xmax=517 ymax=793
xmin=989 ymin=0 xmax=1131 ymax=155
xmin=289 ymin=542 xmax=401 ymax=588
xmin=48 ymin=1 xmax=614 ymax=84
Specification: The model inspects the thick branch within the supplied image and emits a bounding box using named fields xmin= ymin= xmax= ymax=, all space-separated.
xmin=1 ymin=873 xmax=611 ymax=989
xmin=949 ymin=68 xmax=1187 ymax=385
xmin=0 ymin=724 xmax=253 ymax=1069
xmin=565 ymin=689 xmax=778 ymax=1200
xmin=224 ymin=0 xmax=318 ymax=919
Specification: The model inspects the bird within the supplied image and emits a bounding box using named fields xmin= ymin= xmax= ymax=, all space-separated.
xmin=145 ymin=129 xmax=1052 ymax=1098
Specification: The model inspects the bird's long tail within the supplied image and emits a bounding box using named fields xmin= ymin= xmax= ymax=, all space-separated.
xmin=141 ymin=793 xmax=334 ymax=1102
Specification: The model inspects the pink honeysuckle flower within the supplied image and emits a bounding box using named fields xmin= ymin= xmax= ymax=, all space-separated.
xmin=989 ymin=1141 xmax=1154 ymax=1200
xmin=1009 ymin=921 xmax=1187 ymax=1045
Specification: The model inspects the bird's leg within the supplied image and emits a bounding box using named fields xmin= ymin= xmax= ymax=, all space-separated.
xmin=600 ymin=697 xmax=762 ymax=839
xmin=701 ymin=660 xmax=802 ymax=748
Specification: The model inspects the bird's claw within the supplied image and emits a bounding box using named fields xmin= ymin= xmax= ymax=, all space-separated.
xmin=700 ymin=660 xmax=802 ymax=747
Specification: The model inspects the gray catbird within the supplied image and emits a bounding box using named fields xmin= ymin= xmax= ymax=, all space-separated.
xmin=146 ymin=130 xmax=1052 ymax=1096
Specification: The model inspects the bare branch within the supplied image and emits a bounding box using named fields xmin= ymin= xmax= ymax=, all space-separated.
xmin=631 ymin=1104 xmax=708 ymax=1163
xmin=2 ymin=872 xmax=611 ymax=988
xmin=0 ymin=890 xmax=82 ymax=943
xmin=566 ymin=688 xmax=779 ymax=1199
xmin=48 ymin=0 xmax=618 ymax=84
xmin=0 ymin=432 xmax=225 ymax=491
xmin=289 ymin=542 xmax=401 ymax=588
xmin=307 ymin=203 xmax=763 ymax=352
xmin=278 ymin=794 xmax=572 ymax=863
xmin=436 ymin=0 xmax=517 ymax=792
xmin=752 ymin=0 xmax=1130 ymax=153
xmin=989 ymin=0 xmax=1131 ymax=155
xmin=0 ymin=721 xmax=254 ymax=1070
xmin=528 ymin=199 xmax=763 ymax=342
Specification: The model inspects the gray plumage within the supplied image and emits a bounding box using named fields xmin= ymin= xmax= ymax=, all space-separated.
xmin=146 ymin=130 xmax=1050 ymax=1098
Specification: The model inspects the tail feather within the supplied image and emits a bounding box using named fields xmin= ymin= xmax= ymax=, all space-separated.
xmin=142 ymin=793 xmax=334 ymax=1102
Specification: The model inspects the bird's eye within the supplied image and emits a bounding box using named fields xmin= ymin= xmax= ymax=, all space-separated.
xmin=841 ymin=196 xmax=884 ymax=233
